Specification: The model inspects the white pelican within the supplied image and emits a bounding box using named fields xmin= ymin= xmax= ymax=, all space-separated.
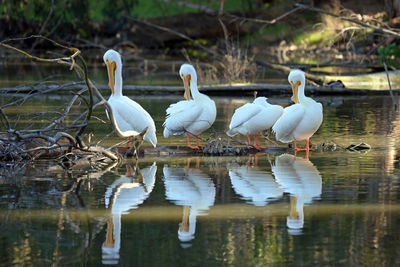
xmin=102 ymin=162 xmax=157 ymax=264
xmin=103 ymin=49 xmax=157 ymax=148
xmin=163 ymin=163 xmax=215 ymax=245
xmin=227 ymin=97 xmax=283 ymax=149
xmin=272 ymin=70 xmax=323 ymax=154
xmin=228 ymin=162 xmax=283 ymax=206
xmin=163 ymin=64 xmax=216 ymax=149
xmin=271 ymin=154 xmax=321 ymax=235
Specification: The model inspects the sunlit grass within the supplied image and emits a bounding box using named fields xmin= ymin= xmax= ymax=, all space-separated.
xmin=293 ymin=30 xmax=328 ymax=45
xmin=243 ymin=22 xmax=290 ymax=44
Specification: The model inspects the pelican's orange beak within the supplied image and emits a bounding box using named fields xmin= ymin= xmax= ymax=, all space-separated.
xmin=179 ymin=206 xmax=190 ymax=232
xmin=289 ymin=196 xmax=300 ymax=219
xmin=104 ymin=217 xmax=115 ymax=248
xmin=183 ymin=74 xmax=191 ymax=100
xmin=106 ymin=59 xmax=116 ymax=95
xmin=290 ymin=80 xmax=301 ymax=104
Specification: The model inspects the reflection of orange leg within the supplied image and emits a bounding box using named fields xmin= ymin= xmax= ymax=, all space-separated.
xmin=247 ymin=152 xmax=266 ymax=167
xmin=125 ymin=163 xmax=133 ymax=176
xmin=186 ymin=157 xmax=200 ymax=172
xmin=247 ymin=154 xmax=253 ymax=168
xmin=186 ymin=158 xmax=190 ymax=173
xmin=186 ymin=157 xmax=191 ymax=172
xmin=254 ymin=134 xmax=266 ymax=150
xmin=254 ymin=152 xmax=266 ymax=167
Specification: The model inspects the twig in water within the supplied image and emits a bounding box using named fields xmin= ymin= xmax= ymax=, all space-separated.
xmin=384 ymin=62 xmax=398 ymax=135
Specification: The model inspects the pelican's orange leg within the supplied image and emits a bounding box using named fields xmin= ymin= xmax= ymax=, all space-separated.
xmin=247 ymin=134 xmax=252 ymax=145
xmin=254 ymin=134 xmax=266 ymax=150
xmin=247 ymin=134 xmax=259 ymax=150
xmin=186 ymin=133 xmax=199 ymax=149
xmin=196 ymin=135 xmax=204 ymax=148
xmin=118 ymin=136 xmax=132 ymax=148
xmin=293 ymin=139 xmax=310 ymax=159
xmin=305 ymin=139 xmax=310 ymax=159
xmin=127 ymin=136 xmax=134 ymax=147
xmin=294 ymin=138 xmax=306 ymax=151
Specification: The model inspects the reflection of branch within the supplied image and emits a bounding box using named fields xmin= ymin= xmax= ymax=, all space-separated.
xmin=384 ymin=63 xmax=396 ymax=107
xmin=0 ymin=108 xmax=10 ymax=130
xmin=384 ymin=62 xmax=398 ymax=135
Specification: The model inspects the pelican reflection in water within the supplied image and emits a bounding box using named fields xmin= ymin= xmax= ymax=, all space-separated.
xmin=271 ymin=154 xmax=322 ymax=235
xmin=228 ymin=161 xmax=283 ymax=206
xmin=163 ymin=160 xmax=215 ymax=247
xmin=102 ymin=162 xmax=157 ymax=264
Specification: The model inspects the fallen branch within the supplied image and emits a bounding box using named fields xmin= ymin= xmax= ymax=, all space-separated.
xmin=295 ymin=3 xmax=400 ymax=38
xmin=0 ymin=36 xmax=121 ymax=163
xmin=224 ymin=6 xmax=302 ymax=25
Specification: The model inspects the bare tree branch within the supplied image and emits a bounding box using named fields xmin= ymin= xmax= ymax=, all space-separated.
xmin=224 ymin=6 xmax=302 ymax=25
xmin=0 ymin=36 xmax=121 ymax=163
xmin=295 ymin=3 xmax=400 ymax=38
xmin=123 ymin=14 xmax=325 ymax=85
xmin=123 ymin=15 xmax=221 ymax=59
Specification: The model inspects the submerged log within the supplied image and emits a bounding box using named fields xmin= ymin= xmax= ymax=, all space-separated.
xmin=3 ymin=77 xmax=400 ymax=96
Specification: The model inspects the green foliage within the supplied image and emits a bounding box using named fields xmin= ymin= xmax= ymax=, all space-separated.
xmin=243 ymin=22 xmax=290 ymax=44
xmin=378 ymin=43 xmax=400 ymax=67
xmin=0 ymin=0 xmax=138 ymax=24
xmin=293 ymin=30 xmax=325 ymax=45
xmin=0 ymin=0 xmax=251 ymax=22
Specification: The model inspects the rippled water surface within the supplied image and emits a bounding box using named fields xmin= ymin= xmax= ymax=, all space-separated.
xmin=1 ymin=94 xmax=400 ymax=266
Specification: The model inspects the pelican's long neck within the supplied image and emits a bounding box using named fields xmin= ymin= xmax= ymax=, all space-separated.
xmin=190 ymin=77 xmax=201 ymax=100
xmin=297 ymin=82 xmax=306 ymax=103
xmin=114 ymin=63 xmax=123 ymax=97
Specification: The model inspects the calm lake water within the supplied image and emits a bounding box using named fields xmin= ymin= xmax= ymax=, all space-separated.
xmin=1 ymin=90 xmax=400 ymax=266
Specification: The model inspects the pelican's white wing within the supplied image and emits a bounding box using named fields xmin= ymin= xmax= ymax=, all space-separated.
xmin=163 ymin=100 xmax=202 ymax=137
xmin=272 ymin=104 xmax=305 ymax=143
xmin=109 ymin=96 xmax=157 ymax=147
xmin=229 ymin=103 xmax=261 ymax=130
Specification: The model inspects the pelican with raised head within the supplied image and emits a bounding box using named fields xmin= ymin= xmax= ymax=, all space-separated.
xmin=103 ymin=49 xmax=157 ymax=150
xmin=227 ymin=97 xmax=283 ymax=149
xmin=272 ymin=69 xmax=323 ymax=155
xmin=163 ymin=64 xmax=216 ymax=149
